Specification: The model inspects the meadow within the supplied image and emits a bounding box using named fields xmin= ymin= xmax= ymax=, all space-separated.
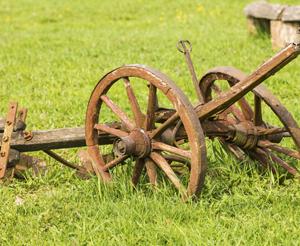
xmin=0 ymin=0 xmax=300 ymax=244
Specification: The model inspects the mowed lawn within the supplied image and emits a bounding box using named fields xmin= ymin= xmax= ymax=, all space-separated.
xmin=1 ymin=0 xmax=300 ymax=245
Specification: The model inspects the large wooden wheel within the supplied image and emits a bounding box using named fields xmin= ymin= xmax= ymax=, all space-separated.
xmin=199 ymin=66 xmax=300 ymax=176
xmin=85 ymin=65 xmax=207 ymax=199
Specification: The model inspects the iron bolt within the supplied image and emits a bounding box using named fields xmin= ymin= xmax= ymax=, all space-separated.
xmin=23 ymin=131 xmax=33 ymax=141
xmin=6 ymin=121 xmax=12 ymax=126
xmin=0 ymin=152 xmax=6 ymax=157
xmin=117 ymin=141 xmax=126 ymax=153
xmin=2 ymin=136 xmax=9 ymax=142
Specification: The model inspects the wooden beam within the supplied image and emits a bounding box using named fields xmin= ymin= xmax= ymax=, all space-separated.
xmin=0 ymin=111 xmax=175 ymax=152
xmin=1 ymin=127 xmax=116 ymax=152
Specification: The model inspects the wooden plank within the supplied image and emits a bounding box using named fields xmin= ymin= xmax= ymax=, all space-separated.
xmin=0 ymin=111 xmax=173 ymax=152
xmin=0 ymin=127 xmax=116 ymax=152
xmin=244 ymin=2 xmax=286 ymax=20
xmin=282 ymin=6 xmax=300 ymax=22
xmin=0 ymin=102 xmax=18 ymax=178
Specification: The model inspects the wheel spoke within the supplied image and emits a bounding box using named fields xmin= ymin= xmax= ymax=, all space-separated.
xmin=212 ymin=85 xmax=246 ymax=122
xmin=221 ymin=105 xmax=245 ymax=122
xmin=150 ymin=152 xmax=188 ymax=198
xmin=145 ymin=84 xmax=157 ymax=130
xmin=254 ymin=94 xmax=263 ymax=126
xmin=100 ymin=95 xmax=135 ymax=130
xmin=230 ymin=105 xmax=246 ymax=122
xmin=263 ymin=148 xmax=299 ymax=176
xmin=219 ymin=139 xmax=245 ymax=160
xmin=94 ymin=123 xmax=128 ymax=138
xmin=238 ymin=99 xmax=254 ymax=121
xmin=258 ymin=140 xmax=300 ymax=160
xmin=123 ymin=77 xmax=145 ymax=127
xmin=103 ymin=155 xmax=129 ymax=171
xmin=87 ymin=145 xmax=112 ymax=181
xmin=144 ymin=85 xmax=159 ymax=186
xmin=149 ymin=112 xmax=179 ymax=139
xmin=152 ymin=141 xmax=191 ymax=159
xmin=248 ymin=148 xmax=276 ymax=173
xmin=145 ymin=158 xmax=158 ymax=186
xmin=132 ymin=158 xmax=145 ymax=186
xmin=163 ymin=154 xmax=191 ymax=166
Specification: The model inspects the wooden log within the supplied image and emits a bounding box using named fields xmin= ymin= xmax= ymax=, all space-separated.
xmin=0 ymin=110 xmax=175 ymax=152
xmin=244 ymin=2 xmax=300 ymax=49
xmin=282 ymin=6 xmax=300 ymax=22
xmin=244 ymin=2 xmax=286 ymax=20
xmin=0 ymin=127 xmax=116 ymax=152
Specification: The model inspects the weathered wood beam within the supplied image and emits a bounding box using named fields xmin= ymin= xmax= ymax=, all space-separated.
xmin=0 ymin=110 xmax=176 ymax=152
xmin=1 ymin=127 xmax=115 ymax=152
xmin=282 ymin=6 xmax=300 ymax=22
xmin=244 ymin=2 xmax=286 ymax=20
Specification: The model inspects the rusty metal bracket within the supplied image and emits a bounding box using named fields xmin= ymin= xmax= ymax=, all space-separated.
xmin=0 ymin=102 xmax=18 ymax=178
xmin=15 ymin=108 xmax=28 ymax=131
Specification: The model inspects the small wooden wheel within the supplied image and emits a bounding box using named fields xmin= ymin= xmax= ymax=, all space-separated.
xmin=85 ymin=65 xmax=207 ymax=199
xmin=199 ymin=66 xmax=300 ymax=177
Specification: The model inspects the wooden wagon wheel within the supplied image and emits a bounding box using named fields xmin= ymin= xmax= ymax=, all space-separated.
xmin=85 ymin=65 xmax=207 ymax=199
xmin=199 ymin=66 xmax=300 ymax=177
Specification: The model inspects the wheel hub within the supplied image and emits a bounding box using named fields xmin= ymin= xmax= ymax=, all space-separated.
xmin=113 ymin=129 xmax=151 ymax=158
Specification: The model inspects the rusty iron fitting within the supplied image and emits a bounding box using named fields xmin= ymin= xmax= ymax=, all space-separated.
xmin=2 ymin=136 xmax=9 ymax=143
xmin=243 ymin=128 xmax=258 ymax=149
xmin=177 ymin=40 xmax=192 ymax=54
xmin=113 ymin=129 xmax=151 ymax=158
xmin=228 ymin=125 xmax=258 ymax=150
xmin=14 ymin=120 xmax=26 ymax=131
xmin=23 ymin=131 xmax=33 ymax=141
xmin=160 ymin=128 xmax=176 ymax=146
xmin=113 ymin=138 xmax=135 ymax=157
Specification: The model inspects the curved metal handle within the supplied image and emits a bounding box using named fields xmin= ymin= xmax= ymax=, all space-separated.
xmin=176 ymin=40 xmax=204 ymax=103
xmin=177 ymin=40 xmax=192 ymax=54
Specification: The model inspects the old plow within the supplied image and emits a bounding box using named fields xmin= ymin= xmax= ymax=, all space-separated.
xmin=1 ymin=34 xmax=300 ymax=199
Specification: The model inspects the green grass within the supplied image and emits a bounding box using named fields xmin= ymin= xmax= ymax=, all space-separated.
xmin=1 ymin=0 xmax=300 ymax=245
